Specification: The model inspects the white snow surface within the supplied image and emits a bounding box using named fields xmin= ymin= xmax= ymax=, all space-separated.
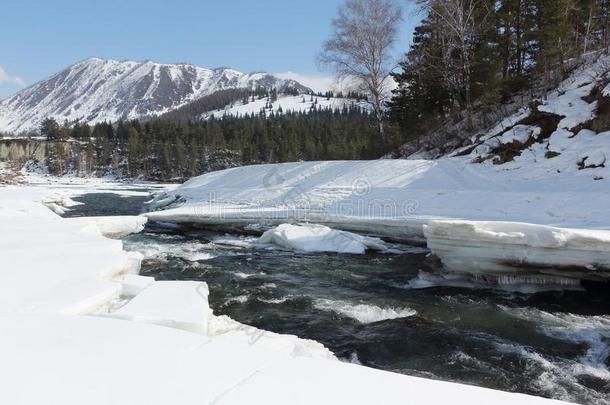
xmin=0 ymin=187 xmax=142 ymax=315
xmin=6 ymin=52 xmax=610 ymax=402
xmin=0 ymin=315 xmax=565 ymax=405
xmin=0 ymin=181 xmax=568 ymax=404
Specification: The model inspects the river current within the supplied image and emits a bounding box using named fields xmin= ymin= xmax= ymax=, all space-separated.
xmin=65 ymin=191 xmax=610 ymax=405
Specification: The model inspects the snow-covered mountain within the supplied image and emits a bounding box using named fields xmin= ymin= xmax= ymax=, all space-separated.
xmin=0 ymin=57 xmax=312 ymax=133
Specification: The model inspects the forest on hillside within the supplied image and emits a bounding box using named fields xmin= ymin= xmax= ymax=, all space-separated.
xmin=389 ymin=0 xmax=610 ymax=150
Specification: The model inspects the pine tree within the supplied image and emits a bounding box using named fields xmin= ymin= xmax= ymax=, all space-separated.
xmin=40 ymin=118 xmax=67 ymax=141
xmin=535 ymin=0 xmax=577 ymax=85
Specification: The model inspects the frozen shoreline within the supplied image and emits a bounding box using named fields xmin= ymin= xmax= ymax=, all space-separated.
xmin=146 ymin=159 xmax=610 ymax=281
xmin=0 ymin=182 xmax=569 ymax=404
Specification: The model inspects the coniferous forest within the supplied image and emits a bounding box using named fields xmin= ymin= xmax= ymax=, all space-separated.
xmin=34 ymin=106 xmax=393 ymax=181
xmin=389 ymin=0 xmax=610 ymax=148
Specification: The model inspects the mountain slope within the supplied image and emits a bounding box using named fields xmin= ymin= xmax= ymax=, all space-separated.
xmin=394 ymin=51 xmax=610 ymax=186
xmin=199 ymin=95 xmax=371 ymax=120
xmin=158 ymin=89 xmax=372 ymax=123
xmin=0 ymin=58 xmax=311 ymax=133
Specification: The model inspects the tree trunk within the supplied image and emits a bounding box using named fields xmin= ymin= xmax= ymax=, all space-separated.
xmin=516 ymin=0 xmax=523 ymax=76
xmin=503 ymin=5 xmax=512 ymax=79
xmin=584 ymin=6 xmax=594 ymax=55
xmin=373 ymin=92 xmax=386 ymax=152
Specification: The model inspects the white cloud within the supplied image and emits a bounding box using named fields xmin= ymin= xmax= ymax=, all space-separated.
xmin=0 ymin=66 xmax=25 ymax=87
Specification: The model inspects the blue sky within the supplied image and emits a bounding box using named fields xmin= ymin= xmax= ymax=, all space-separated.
xmin=0 ymin=0 xmax=420 ymax=98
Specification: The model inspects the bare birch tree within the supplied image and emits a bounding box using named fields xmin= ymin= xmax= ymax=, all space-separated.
xmin=319 ymin=0 xmax=402 ymax=146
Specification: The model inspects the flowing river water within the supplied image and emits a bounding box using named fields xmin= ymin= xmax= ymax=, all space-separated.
xmin=65 ymin=191 xmax=610 ymax=405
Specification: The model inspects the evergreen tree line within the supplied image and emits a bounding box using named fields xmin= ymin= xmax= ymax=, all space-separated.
xmin=389 ymin=0 xmax=610 ymax=143
xmin=38 ymin=106 xmax=400 ymax=180
xmin=162 ymin=87 xmax=275 ymax=122
xmin=159 ymin=86 xmax=371 ymax=123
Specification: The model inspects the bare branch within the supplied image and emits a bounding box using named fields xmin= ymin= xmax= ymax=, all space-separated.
xmin=319 ymin=0 xmax=403 ymax=141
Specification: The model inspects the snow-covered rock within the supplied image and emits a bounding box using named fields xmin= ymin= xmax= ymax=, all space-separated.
xmin=258 ymin=223 xmax=387 ymax=254
xmin=455 ymin=53 xmax=610 ymax=182
xmin=538 ymin=84 xmax=598 ymax=130
xmin=498 ymin=124 xmax=540 ymax=144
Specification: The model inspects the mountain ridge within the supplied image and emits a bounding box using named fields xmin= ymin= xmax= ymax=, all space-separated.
xmin=0 ymin=57 xmax=313 ymax=133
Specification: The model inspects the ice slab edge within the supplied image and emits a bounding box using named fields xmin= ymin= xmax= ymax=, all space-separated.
xmin=425 ymin=220 xmax=610 ymax=281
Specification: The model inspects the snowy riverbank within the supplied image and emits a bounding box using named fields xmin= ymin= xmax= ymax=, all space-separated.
xmin=146 ymin=159 xmax=610 ymax=282
xmin=0 ymin=182 xmax=571 ymax=404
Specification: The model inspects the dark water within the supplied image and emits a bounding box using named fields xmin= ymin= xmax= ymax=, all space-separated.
xmin=64 ymin=191 xmax=151 ymax=217
xmin=66 ymin=192 xmax=610 ymax=405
